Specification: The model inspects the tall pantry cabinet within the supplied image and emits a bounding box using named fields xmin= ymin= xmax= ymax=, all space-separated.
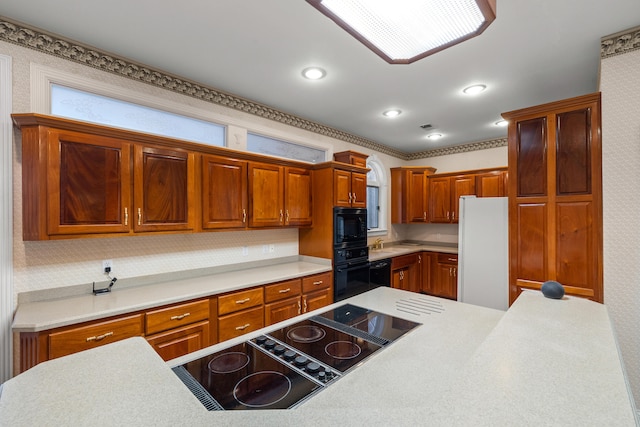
xmin=502 ymin=92 xmax=603 ymax=304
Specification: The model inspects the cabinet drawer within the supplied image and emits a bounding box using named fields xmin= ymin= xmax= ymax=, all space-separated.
xmin=302 ymin=272 xmax=332 ymax=294
xmin=265 ymin=279 xmax=301 ymax=303
xmin=438 ymin=253 xmax=458 ymax=264
xmin=145 ymin=299 xmax=209 ymax=335
xmin=218 ymin=306 xmax=264 ymax=342
xmin=49 ymin=314 xmax=144 ymax=359
xmin=218 ymin=287 xmax=264 ymax=316
xmin=146 ymin=320 xmax=210 ymax=361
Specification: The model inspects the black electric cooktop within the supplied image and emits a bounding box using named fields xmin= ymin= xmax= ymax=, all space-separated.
xmin=172 ymin=304 xmax=421 ymax=411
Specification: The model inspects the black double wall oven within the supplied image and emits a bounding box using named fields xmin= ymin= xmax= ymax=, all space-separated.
xmin=333 ymin=207 xmax=370 ymax=302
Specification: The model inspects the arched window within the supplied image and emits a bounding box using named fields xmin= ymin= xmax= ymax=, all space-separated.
xmin=366 ymin=155 xmax=387 ymax=235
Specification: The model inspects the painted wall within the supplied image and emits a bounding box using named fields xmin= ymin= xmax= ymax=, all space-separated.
xmin=601 ymin=47 xmax=640 ymax=408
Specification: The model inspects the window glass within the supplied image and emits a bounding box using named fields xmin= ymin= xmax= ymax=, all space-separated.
xmin=367 ymin=186 xmax=380 ymax=229
xmin=51 ymin=84 xmax=225 ymax=146
xmin=247 ymin=132 xmax=326 ymax=163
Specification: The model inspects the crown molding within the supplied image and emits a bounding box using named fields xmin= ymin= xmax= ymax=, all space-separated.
xmin=406 ymin=137 xmax=508 ymax=160
xmin=0 ymin=16 xmax=502 ymax=160
xmin=601 ymin=25 xmax=640 ymax=59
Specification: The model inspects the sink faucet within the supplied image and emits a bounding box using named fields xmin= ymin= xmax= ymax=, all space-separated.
xmin=373 ymin=238 xmax=384 ymax=250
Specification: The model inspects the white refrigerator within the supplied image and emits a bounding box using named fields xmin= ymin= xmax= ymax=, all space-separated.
xmin=457 ymin=196 xmax=509 ymax=311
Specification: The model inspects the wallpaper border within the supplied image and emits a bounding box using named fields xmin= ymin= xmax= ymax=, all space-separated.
xmin=0 ymin=16 xmax=505 ymax=160
xmin=601 ymin=25 xmax=640 ymax=59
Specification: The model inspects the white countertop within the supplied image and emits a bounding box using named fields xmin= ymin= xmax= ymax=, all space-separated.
xmin=2 ymin=287 xmax=636 ymax=426
xmin=12 ymin=258 xmax=331 ymax=332
xmin=368 ymin=243 xmax=457 ymax=262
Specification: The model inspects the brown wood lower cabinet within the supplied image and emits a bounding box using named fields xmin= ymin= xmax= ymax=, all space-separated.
xmin=264 ymin=272 xmax=333 ymax=326
xmin=391 ymin=254 xmax=421 ymax=293
xmin=146 ymin=320 xmax=209 ymax=361
xmin=48 ymin=314 xmax=144 ymax=360
xmin=218 ymin=305 xmax=265 ymax=342
xmin=16 ymin=271 xmax=332 ymax=374
xmin=432 ymin=254 xmax=458 ymax=300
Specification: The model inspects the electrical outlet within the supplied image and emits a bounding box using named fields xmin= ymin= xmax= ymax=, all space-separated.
xmin=269 ymin=244 xmax=275 ymax=253
xmin=102 ymin=259 xmax=113 ymax=273
xmin=242 ymin=246 xmax=249 ymax=256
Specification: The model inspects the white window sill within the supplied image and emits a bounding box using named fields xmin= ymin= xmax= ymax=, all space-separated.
xmin=367 ymin=229 xmax=388 ymax=237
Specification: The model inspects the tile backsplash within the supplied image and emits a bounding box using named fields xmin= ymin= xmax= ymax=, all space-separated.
xmin=13 ymin=228 xmax=299 ymax=297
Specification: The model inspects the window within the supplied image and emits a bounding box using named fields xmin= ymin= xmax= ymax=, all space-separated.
xmin=247 ymin=132 xmax=327 ymax=163
xmin=366 ymin=156 xmax=387 ymax=235
xmin=51 ymin=85 xmax=226 ymax=146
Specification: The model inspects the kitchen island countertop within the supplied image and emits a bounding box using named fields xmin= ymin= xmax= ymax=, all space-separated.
xmin=1 ymin=288 xmax=636 ymax=426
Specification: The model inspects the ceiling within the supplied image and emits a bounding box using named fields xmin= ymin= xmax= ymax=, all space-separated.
xmin=1 ymin=1 xmax=639 ymax=154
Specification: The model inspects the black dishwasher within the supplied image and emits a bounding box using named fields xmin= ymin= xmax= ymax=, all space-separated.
xmin=369 ymin=258 xmax=391 ymax=289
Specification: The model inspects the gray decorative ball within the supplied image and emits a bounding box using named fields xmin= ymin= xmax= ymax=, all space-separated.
xmin=541 ymin=280 xmax=565 ymax=299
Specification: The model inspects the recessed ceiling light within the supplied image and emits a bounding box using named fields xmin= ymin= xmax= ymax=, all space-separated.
xmin=463 ymin=84 xmax=487 ymax=95
xmin=302 ymin=67 xmax=326 ymax=80
xmin=427 ymin=133 xmax=443 ymax=140
xmin=494 ymin=119 xmax=508 ymax=127
xmin=306 ymin=0 xmax=496 ymax=64
xmin=383 ymin=109 xmax=402 ymax=118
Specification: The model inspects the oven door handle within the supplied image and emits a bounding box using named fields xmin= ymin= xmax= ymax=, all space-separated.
xmin=336 ymin=262 xmax=370 ymax=272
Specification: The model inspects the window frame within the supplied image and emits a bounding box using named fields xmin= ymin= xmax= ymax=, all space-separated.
xmin=366 ymin=156 xmax=388 ymax=236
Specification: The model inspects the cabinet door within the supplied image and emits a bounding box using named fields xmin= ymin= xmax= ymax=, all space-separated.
xmin=202 ymin=155 xmax=248 ymax=229
xmin=350 ymin=172 xmax=367 ymax=208
xmin=48 ymin=314 xmax=144 ymax=359
xmin=420 ymin=252 xmax=433 ymax=294
xmin=284 ymin=167 xmax=312 ymax=226
xmin=218 ymin=306 xmax=264 ymax=342
xmin=47 ymin=129 xmax=131 ymax=235
xmin=133 ymin=145 xmax=195 ymax=232
xmin=333 ymin=169 xmax=352 ymax=207
xmin=429 ymin=177 xmax=451 ymax=223
xmin=476 ymin=171 xmax=507 ymax=197
xmin=303 ymin=288 xmax=332 ymax=313
xmin=433 ymin=254 xmax=458 ymax=300
xmin=249 ymin=162 xmax=284 ymax=227
xmin=451 ymin=175 xmax=476 ymax=223
xmin=408 ymin=171 xmax=428 ymax=223
xmin=391 ymin=268 xmax=405 ymax=290
xmin=265 ymin=296 xmax=301 ymax=326
xmin=146 ymin=320 xmax=209 ymax=361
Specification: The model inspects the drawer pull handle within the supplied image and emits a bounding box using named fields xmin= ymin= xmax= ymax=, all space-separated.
xmin=303 ymin=298 xmax=308 ymax=313
xmin=124 ymin=208 xmax=128 ymax=226
xmin=236 ymin=298 xmax=251 ymax=304
xmin=242 ymin=208 xmax=247 ymax=223
xmin=297 ymin=301 xmax=301 ymax=315
xmin=138 ymin=208 xmax=142 ymax=226
xmin=312 ymin=280 xmax=323 ymax=285
xmin=278 ymin=288 xmax=291 ymax=294
xmin=86 ymin=331 xmax=113 ymax=342
xmin=170 ymin=312 xmax=191 ymax=321
xmin=447 ymin=258 xmax=457 ymax=262
xmin=235 ymin=323 xmax=250 ymax=331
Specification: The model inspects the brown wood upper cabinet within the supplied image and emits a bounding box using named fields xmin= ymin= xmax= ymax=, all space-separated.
xmin=248 ymin=162 xmax=312 ymax=227
xmin=19 ymin=119 xmax=195 ymax=239
xmin=502 ymin=92 xmax=602 ymax=304
xmin=133 ymin=145 xmax=195 ymax=232
xmin=391 ymin=167 xmax=436 ymax=224
xmin=201 ymin=154 xmax=248 ymax=230
xmin=334 ymin=169 xmax=367 ymax=208
xmin=429 ymin=175 xmax=476 ymax=223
